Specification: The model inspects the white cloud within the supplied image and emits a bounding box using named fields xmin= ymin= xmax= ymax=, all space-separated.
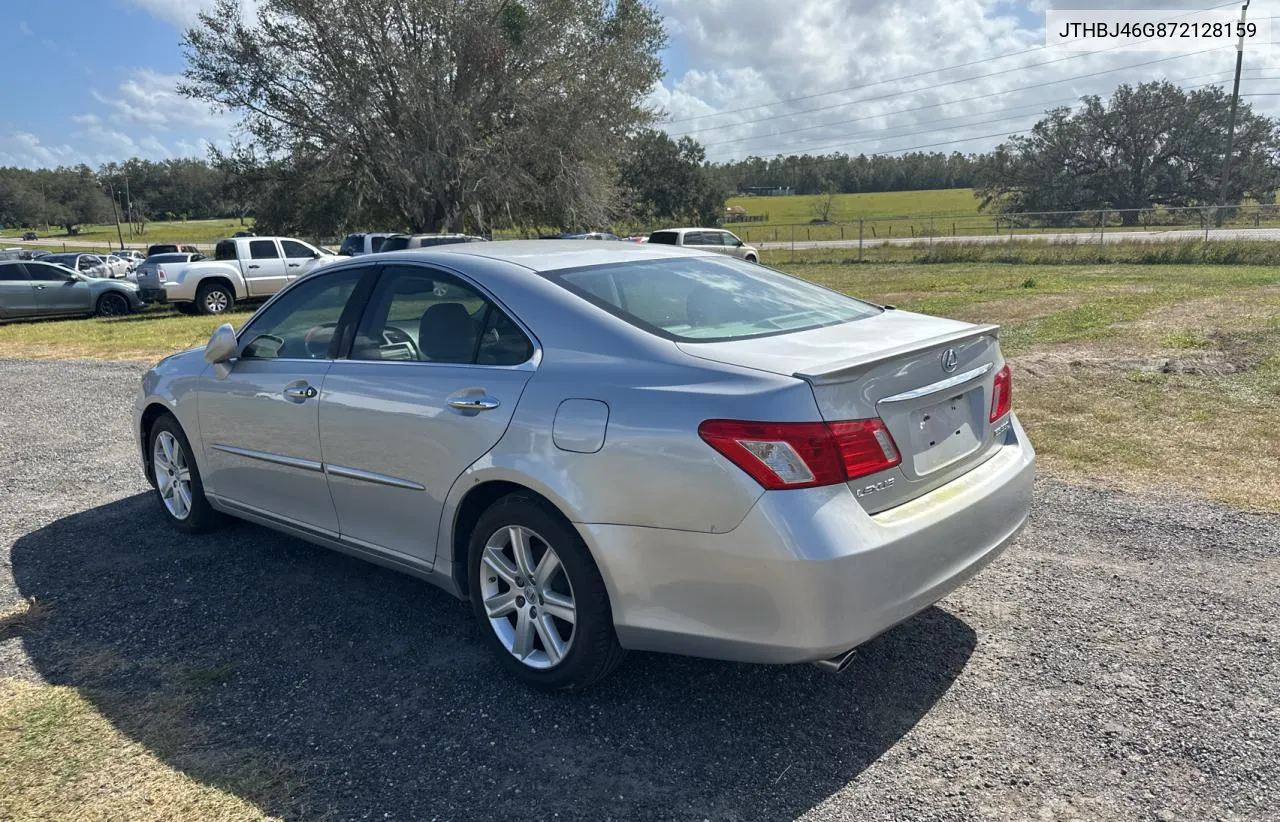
xmin=72 ymin=114 xmax=101 ymax=127
xmin=18 ymin=20 xmax=32 ymax=36
xmin=126 ymin=0 xmax=213 ymax=28
xmin=93 ymin=68 xmax=232 ymax=132
xmin=654 ymin=0 xmax=1280 ymax=161
xmin=0 ymin=132 xmax=80 ymax=168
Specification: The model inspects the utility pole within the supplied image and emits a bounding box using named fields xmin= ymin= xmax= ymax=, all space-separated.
xmin=106 ymin=180 xmax=125 ymax=251
xmin=1216 ymin=0 xmax=1251 ymax=227
xmin=123 ymin=171 xmax=133 ymax=240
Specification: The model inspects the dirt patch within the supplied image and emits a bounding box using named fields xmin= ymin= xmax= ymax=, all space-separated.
xmin=957 ymin=293 xmax=1092 ymax=325
xmin=1118 ymin=291 xmax=1280 ymax=333
xmin=1012 ymin=329 xmax=1267 ymax=379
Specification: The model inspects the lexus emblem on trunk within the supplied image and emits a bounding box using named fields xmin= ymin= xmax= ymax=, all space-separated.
xmin=940 ymin=348 xmax=959 ymax=373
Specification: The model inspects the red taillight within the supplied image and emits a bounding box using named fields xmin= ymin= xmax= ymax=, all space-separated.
xmin=989 ymin=364 xmax=1012 ymax=422
xmin=698 ymin=418 xmax=901 ymax=490
xmin=157 ymin=268 xmax=166 ymax=282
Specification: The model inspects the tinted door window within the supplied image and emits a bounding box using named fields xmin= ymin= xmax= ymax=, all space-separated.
xmin=214 ymin=240 xmax=236 ymax=261
xmin=27 ymin=263 xmax=74 ymax=281
xmin=249 ymin=240 xmax=281 ymax=260
xmin=239 ymin=268 xmax=366 ymax=360
xmin=647 ymin=231 xmax=678 ymax=245
xmin=280 ymin=240 xmax=315 ymax=259
xmin=340 ymin=234 xmax=364 ymax=256
xmin=379 ymin=236 xmax=410 ymax=252
xmin=683 ymin=232 xmax=707 ymax=246
xmin=351 ymin=266 xmax=532 ymax=365
xmin=0 ymin=263 xmax=29 ymax=281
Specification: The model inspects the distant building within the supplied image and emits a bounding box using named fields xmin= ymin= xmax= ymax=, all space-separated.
xmin=737 ymin=185 xmax=794 ymax=197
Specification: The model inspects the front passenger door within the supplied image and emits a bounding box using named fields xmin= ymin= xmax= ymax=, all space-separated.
xmin=198 ymin=266 xmax=372 ymax=535
xmin=28 ymin=263 xmax=92 ymax=314
xmin=0 ymin=263 xmax=37 ymax=318
xmin=244 ymin=239 xmax=288 ymax=297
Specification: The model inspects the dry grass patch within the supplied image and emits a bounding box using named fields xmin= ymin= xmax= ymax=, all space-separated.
xmin=0 ymin=679 xmax=282 ymax=822
xmin=0 ymin=598 xmax=53 ymax=641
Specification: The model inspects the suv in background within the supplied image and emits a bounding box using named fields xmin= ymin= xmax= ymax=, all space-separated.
xmin=146 ymin=243 xmax=202 ymax=257
xmin=647 ymin=228 xmax=759 ymax=263
xmin=379 ymin=233 xmax=488 ymax=251
xmin=339 ymin=232 xmax=399 ymax=256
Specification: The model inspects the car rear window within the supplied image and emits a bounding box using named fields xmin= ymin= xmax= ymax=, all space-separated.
xmin=647 ymin=231 xmax=679 ymax=245
xmin=380 ymin=236 xmax=410 ymax=252
xmin=545 ymin=257 xmax=880 ymax=342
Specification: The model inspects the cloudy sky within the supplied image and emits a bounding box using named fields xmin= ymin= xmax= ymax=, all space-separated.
xmin=2 ymin=0 xmax=1278 ymax=168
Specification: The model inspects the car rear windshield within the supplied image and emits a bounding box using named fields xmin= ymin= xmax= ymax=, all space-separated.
xmin=545 ymin=257 xmax=881 ymax=342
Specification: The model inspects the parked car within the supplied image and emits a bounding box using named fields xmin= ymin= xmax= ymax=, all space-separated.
xmin=18 ymin=250 xmax=50 ymax=260
xmin=338 ymin=232 xmax=399 ymax=256
xmin=541 ymin=232 xmax=622 ymax=241
xmin=379 ymin=233 xmax=488 ymax=251
xmin=43 ymin=253 xmax=113 ymax=279
xmin=0 ymin=259 xmax=143 ymax=320
xmin=21 ymin=231 xmax=38 ymax=241
xmin=136 ymin=236 xmax=335 ymax=314
xmin=114 ymin=250 xmax=147 ymax=266
xmin=647 ymin=228 xmax=759 ymax=263
xmin=232 ymin=230 xmax=256 ymax=238
xmin=131 ymin=252 xmax=206 ymax=294
xmin=134 ymin=241 xmax=1034 ymax=690
xmin=146 ymin=243 xmax=202 ymax=257
xmin=99 ymin=254 xmax=132 ymax=278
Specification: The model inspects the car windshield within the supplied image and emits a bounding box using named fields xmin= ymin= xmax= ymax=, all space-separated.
xmin=546 ymin=256 xmax=880 ymax=342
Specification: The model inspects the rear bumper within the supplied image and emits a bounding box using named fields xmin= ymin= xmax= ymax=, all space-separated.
xmin=139 ymin=287 xmax=167 ymax=303
xmin=583 ymin=414 xmax=1035 ymax=664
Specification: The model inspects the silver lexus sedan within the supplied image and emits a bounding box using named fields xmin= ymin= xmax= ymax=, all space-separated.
xmin=135 ymin=242 xmax=1034 ymax=690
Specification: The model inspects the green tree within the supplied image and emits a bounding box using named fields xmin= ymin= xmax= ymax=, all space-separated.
xmin=181 ymin=0 xmax=666 ymax=235
xmin=619 ymin=129 xmax=727 ymax=226
xmin=976 ymin=81 xmax=1280 ymax=225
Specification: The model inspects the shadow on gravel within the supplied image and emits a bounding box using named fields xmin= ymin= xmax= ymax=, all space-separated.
xmin=12 ymin=494 xmax=976 ymax=820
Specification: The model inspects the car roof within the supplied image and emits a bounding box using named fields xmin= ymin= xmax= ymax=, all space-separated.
xmin=370 ymin=239 xmax=717 ymax=272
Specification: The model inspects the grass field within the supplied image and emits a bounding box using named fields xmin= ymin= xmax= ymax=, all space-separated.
xmin=0 ymin=218 xmax=255 ymax=248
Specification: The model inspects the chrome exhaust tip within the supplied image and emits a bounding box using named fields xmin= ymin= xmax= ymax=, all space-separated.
xmin=812 ymin=649 xmax=857 ymax=673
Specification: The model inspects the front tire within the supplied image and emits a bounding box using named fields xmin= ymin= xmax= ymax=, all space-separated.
xmin=195 ymin=282 xmax=234 ymax=315
xmin=745 ymin=254 xmax=758 ymax=264
xmin=148 ymin=414 xmax=222 ymax=533
xmin=96 ymin=292 xmax=131 ymax=317
xmin=468 ymin=493 xmax=625 ymax=690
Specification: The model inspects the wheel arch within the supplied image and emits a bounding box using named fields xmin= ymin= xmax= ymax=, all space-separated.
xmin=196 ymin=275 xmax=239 ymax=301
xmin=445 ymin=476 xmax=592 ymax=601
xmin=138 ymin=401 xmax=175 ymax=487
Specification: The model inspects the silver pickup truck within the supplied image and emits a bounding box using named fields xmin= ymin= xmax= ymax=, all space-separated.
xmin=136 ymin=236 xmax=336 ymax=314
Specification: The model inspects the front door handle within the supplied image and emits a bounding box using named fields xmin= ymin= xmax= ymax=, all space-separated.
xmin=448 ymin=396 xmax=500 ymax=412
xmin=288 ymin=263 xmax=300 ymax=268
xmin=34 ymin=284 xmax=47 ymax=290
xmin=284 ymin=384 xmax=318 ymax=402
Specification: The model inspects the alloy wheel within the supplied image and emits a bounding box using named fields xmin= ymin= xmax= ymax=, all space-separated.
xmin=478 ymin=525 xmax=577 ymax=669
xmin=205 ymin=289 xmax=229 ymax=313
xmin=99 ymin=293 xmax=128 ymax=316
xmin=152 ymin=430 xmax=193 ymax=520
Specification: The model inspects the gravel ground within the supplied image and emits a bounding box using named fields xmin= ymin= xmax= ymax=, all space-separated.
xmin=1 ymin=358 xmax=1277 ymax=821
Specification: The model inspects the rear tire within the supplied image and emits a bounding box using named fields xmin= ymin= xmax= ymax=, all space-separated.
xmin=468 ymin=493 xmax=625 ymax=690
xmin=195 ymin=282 xmax=234 ymax=315
xmin=745 ymin=254 xmax=758 ymax=264
xmin=148 ymin=414 xmax=223 ymax=534
xmin=95 ymin=292 xmax=131 ymax=317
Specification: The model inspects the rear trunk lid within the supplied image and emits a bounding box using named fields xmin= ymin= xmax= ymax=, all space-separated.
xmin=677 ymin=309 xmax=1009 ymax=513
xmin=135 ymin=263 xmax=161 ymax=289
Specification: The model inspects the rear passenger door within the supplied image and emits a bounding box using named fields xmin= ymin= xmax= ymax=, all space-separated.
xmin=0 ymin=263 xmax=37 ymax=318
xmin=318 ymin=263 xmax=537 ymax=565
xmin=244 ymin=239 xmax=288 ymax=297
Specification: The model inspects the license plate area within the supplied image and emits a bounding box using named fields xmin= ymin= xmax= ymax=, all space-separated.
xmin=905 ymin=389 xmax=983 ymax=476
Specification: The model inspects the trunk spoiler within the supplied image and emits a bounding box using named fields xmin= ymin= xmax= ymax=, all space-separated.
xmin=794 ymin=324 xmax=1001 ymax=386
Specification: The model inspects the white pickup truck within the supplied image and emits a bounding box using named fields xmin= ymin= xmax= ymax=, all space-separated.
xmin=135 ymin=236 xmax=337 ymax=314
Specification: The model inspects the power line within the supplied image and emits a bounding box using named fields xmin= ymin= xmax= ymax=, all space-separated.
xmin=703 ymin=50 xmax=1217 ymax=150
xmin=731 ymin=67 xmax=1279 ymax=158
xmin=666 ymin=2 xmax=1244 ymax=136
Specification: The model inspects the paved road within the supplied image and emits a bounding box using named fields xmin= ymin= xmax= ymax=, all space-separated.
xmin=757 ymin=226 xmax=1280 ymax=251
xmin=1 ymin=358 xmax=1277 ymax=821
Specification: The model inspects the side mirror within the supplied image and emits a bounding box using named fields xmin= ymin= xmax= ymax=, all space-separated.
xmin=312 ymin=251 xmax=321 ymax=259
xmin=204 ymin=323 xmax=238 ymax=366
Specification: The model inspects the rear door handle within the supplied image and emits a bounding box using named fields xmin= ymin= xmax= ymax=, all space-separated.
xmin=248 ymin=264 xmax=260 ymax=269
xmin=288 ymin=263 xmax=300 ymax=268
xmin=448 ymin=396 xmax=500 ymax=412
xmin=284 ymin=384 xmax=318 ymax=402
xmin=34 ymin=285 xmax=47 ymax=290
